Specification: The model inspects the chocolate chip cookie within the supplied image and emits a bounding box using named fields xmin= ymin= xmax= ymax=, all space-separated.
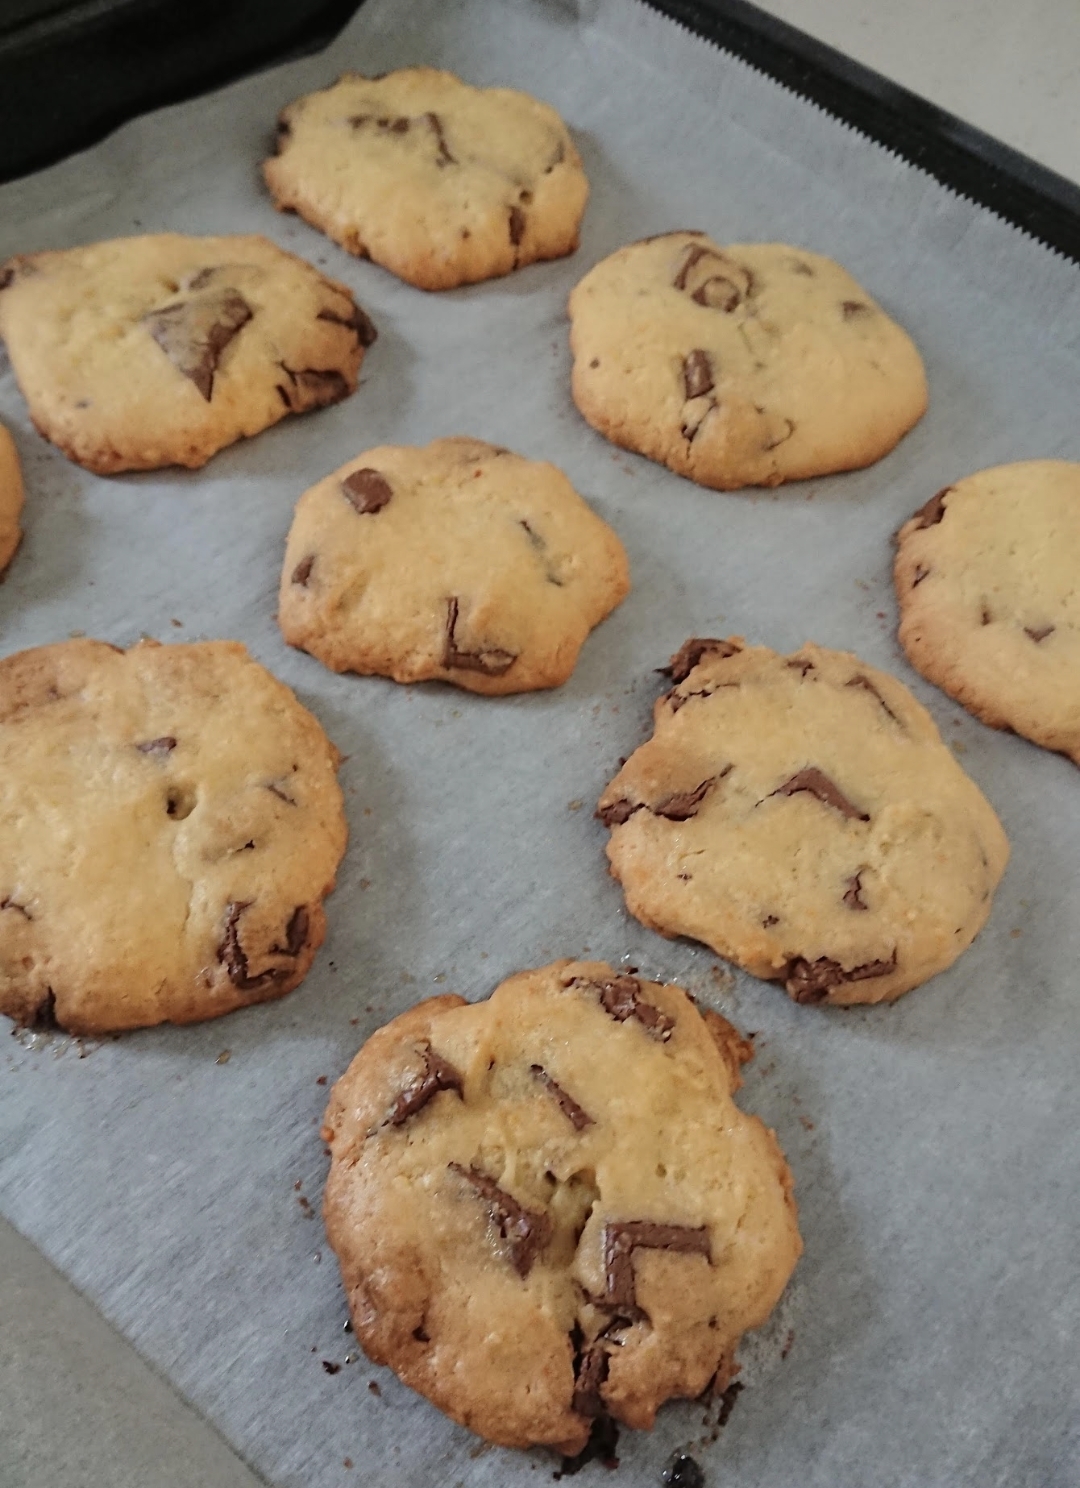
xmin=264 ymin=68 xmax=588 ymax=291
xmin=321 ymin=958 xmax=801 ymax=1453
xmin=896 ymin=460 xmax=1080 ymax=765
xmin=0 ymin=234 xmax=375 ymax=474
xmin=279 ymin=437 xmax=629 ymax=695
xmin=0 ymin=424 xmax=23 ymax=574
xmin=569 ymin=232 xmax=928 ymax=490
xmin=0 ymin=638 xmax=347 ymax=1034
xmin=598 ymin=639 xmax=1009 ymax=1005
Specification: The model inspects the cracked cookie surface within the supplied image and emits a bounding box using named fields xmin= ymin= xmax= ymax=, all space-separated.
xmin=0 ymin=424 xmax=23 ymax=575
xmin=264 ymin=67 xmax=588 ymax=291
xmin=0 ymin=638 xmax=346 ymax=1034
xmin=321 ymin=958 xmax=800 ymax=1453
xmin=279 ymin=436 xmax=629 ymax=695
xmin=568 ymin=232 xmax=927 ymax=490
xmin=598 ymin=639 xmax=1008 ymax=1005
xmin=895 ymin=460 xmax=1080 ymax=765
xmin=0 ymin=233 xmax=375 ymax=474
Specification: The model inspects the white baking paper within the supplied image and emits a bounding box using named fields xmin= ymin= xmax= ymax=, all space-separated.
xmin=1 ymin=2 xmax=1079 ymax=1485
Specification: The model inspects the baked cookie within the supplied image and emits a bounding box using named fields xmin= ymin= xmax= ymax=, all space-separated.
xmin=568 ymin=232 xmax=928 ymax=491
xmin=0 ymin=424 xmax=23 ymax=574
xmin=896 ymin=461 xmax=1080 ymax=765
xmin=0 ymin=638 xmax=347 ymax=1034
xmin=0 ymin=234 xmax=375 ymax=474
xmin=597 ymin=639 xmax=1008 ymax=1005
xmin=279 ymin=437 xmax=629 ymax=695
xmin=322 ymin=958 xmax=801 ymax=1453
xmin=264 ymin=68 xmax=588 ymax=291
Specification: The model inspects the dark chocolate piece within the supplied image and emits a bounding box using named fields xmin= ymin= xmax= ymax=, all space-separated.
xmin=266 ymin=782 xmax=297 ymax=805
xmin=912 ymin=564 xmax=930 ymax=586
xmin=1025 ymin=624 xmax=1055 ymax=643
xmin=662 ymin=1453 xmax=706 ymax=1488
xmin=601 ymin=1221 xmax=711 ymax=1309
xmin=590 ymin=975 xmax=675 ymax=1041
xmin=666 ymin=637 xmax=741 ymax=684
xmin=682 ymin=349 xmax=714 ymax=400
xmin=841 ymin=300 xmax=871 ymax=318
xmin=655 ymin=771 xmax=727 ymax=821
xmin=218 ymin=901 xmax=285 ymax=993
xmin=144 ymin=289 xmax=252 ymax=401
xmin=0 ymin=896 xmax=31 ymax=920
xmin=913 ymin=487 xmax=952 ymax=528
xmin=443 ymin=596 xmax=517 ymax=676
xmin=342 ymin=467 xmax=392 ymax=514
xmin=846 ymin=673 xmax=901 ymax=725
xmin=783 ymin=952 xmax=896 ymax=1004
xmin=136 ymin=736 xmax=176 ymax=755
xmin=291 ymin=555 xmax=315 ymax=587
xmin=571 ymin=1342 xmax=610 ymax=1418
xmin=842 ymin=873 xmax=868 ymax=910
xmin=530 ymin=1065 xmax=593 ymax=1130
xmin=771 ymin=767 xmax=869 ymax=822
xmin=596 ymin=798 xmax=641 ymax=827
xmin=388 ymin=1042 xmax=464 ymax=1126
xmin=27 ymin=989 xmax=58 ymax=1031
xmin=448 ymin=1162 xmax=550 ymax=1276
xmin=786 ymin=655 xmax=815 ymax=676
xmin=317 ymin=303 xmax=378 ymax=347
xmin=276 ymin=365 xmax=350 ymax=412
xmin=509 ymin=205 xmax=526 ymax=246
xmin=424 ymin=111 xmax=455 ymax=165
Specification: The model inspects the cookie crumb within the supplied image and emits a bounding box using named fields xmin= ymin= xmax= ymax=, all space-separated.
xmin=215 ymin=1050 xmax=231 ymax=1065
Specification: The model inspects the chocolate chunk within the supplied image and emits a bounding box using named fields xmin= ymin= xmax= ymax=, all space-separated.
xmin=682 ymin=349 xmax=714 ymax=400
xmin=266 ymin=782 xmax=297 ymax=805
xmin=572 ymin=1342 xmax=610 ymax=1418
xmin=530 ymin=1065 xmax=593 ymax=1130
xmin=602 ymin=1221 xmax=711 ymax=1309
xmin=274 ymin=117 xmax=291 ymax=153
xmin=592 ymin=975 xmax=675 ymax=1041
xmin=771 ymin=767 xmax=869 ymax=822
xmin=317 ymin=303 xmax=378 ymax=347
xmin=443 ymin=596 xmax=517 ymax=676
xmin=846 ymin=673 xmax=901 ymax=725
xmin=841 ymin=300 xmax=872 ymax=318
xmin=276 ymin=365 xmax=350 ymax=412
xmin=691 ymin=277 xmax=739 ymax=311
xmin=342 ymin=467 xmax=392 ymax=514
xmin=762 ymin=913 xmax=779 ymax=927
xmin=388 ymin=1042 xmax=464 ymax=1126
xmin=666 ymin=637 xmax=741 ymax=683
xmin=183 ymin=267 xmax=218 ymax=292
xmin=981 ymin=606 xmax=992 ymax=626
xmin=783 ymin=952 xmax=897 ymax=1004
xmin=0 ymin=896 xmax=31 ymax=920
xmin=912 ymin=564 xmax=930 ymax=586
xmin=136 ymin=736 xmax=176 ymax=755
xmin=662 ymin=1453 xmax=706 ymax=1488
xmin=144 ymin=289 xmax=252 ymax=401
xmin=28 ymin=989 xmax=58 ymax=1031
xmin=291 ymin=554 xmax=315 ymax=587
xmin=218 ymin=901 xmax=286 ymax=993
xmin=671 ymin=243 xmax=721 ymax=291
xmin=0 ymin=263 xmax=15 ymax=292
xmin=509 ymin=205 xmax=526 ymax=246
xmin=914 ymin=487 xmax=952 ymax=528
xmin=374 ymin=116 xmax=410 ymax=134
xmin=448 ymin=1162 xmax=551 ymax=1276
xmin=596 ymin=798 xmax=640 ymax=827
xmin=655 ymin=772 xmax=726 ymax=821
xmin=1025 ymin=624 xmax=1055 ymax=643
xmin=680 ymin=395 xmax=714 ymax=443
xmin=786 ymin=656 xmax=815 ymax=676
xmin=283 ymin=905 xmax=309 ymax=956
xmin=843 ymin=873 xmax=868 ymax=910
xmin=424 ymin=111 xmax=455 ymax=165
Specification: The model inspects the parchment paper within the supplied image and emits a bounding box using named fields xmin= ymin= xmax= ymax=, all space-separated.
xmin=1 ymin=2 xmax=1079 ymax=1484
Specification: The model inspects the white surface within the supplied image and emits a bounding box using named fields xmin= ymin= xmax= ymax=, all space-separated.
xmin=1 ymin=4 xmax=1079 ymax=1488
xmin=755 ymin=0 xmax=1080 ymax=185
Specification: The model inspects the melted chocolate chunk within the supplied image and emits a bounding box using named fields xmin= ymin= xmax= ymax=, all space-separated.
xmin=589 ymin=976 xmax=675 ymax=1041
xmin=276 ymin=365 xmax=350 ymax=412
xmin=136 ymin=736 xmax=176 ymax=755
xmin=218 ymin=901 xmax=286 ymax=993
xmin=682 ymin=349 xmax=714 ymax=400
xmin=692 ymin=276 xmax=741 ymax=311
xmin=0 ymin=263 xmax=15 ymax=292
xmin=673 ymin=243 xmax=713 ymax=290
xmin=843 ymin=872 xmax=868 ymax=910
xmin=602 ymin=1221 xmax=711 ymax=1309
xmin=266 ymin=782 xmax=297 ymax=805
xmin=655 ymin=772 xmax=726 ymax=821
xmin=28 ymin=989 xmax=58 ymax=1031
xmin=291 ymin=554 xmax=315 ymax=587
xmin=914 ymin=487 xmax=952 ymax=528
xmin=388 ymin=1042 xmax=464 ymax=1126
xmin=784 ymin=952 xmax=897 ymax=1004
xmin=771 ymin=767 xmax=869 ymax=822
xmin=280 ymin=905 xmax=309 ymax=956
xmin=912 ymin=564 xmax=930 ymax=586
xmin=662 ymin=1453 xmax=706 ymax=1488
xmin=342 ymin=467 xmax=392 ymax=514
xmin=981 ymin=606 xmax=992 ymax=626
xmin=841 ymin=300 xmax=871 ymax=318
xmin=846 ymin=673 xmax=901 ymax=725
xmin=666 ymin=637 xmax=741 ymax=683
xmin=558 ymin=1416 xmax=620 ymax=1475
xmin=786 ymin=655 xmax=815 ymax=676
xmin=317 ymin=303 xmax=378 ymax=347
xmin=1025 ymin=624 xmax=1055 ymax=643
xmin=571 ymin=1343 xmax=610 ymax=1417
xmin=596 ymin=798 xmax=641 ymax=827
xmin=443 ymin=597 xmax=517 ymax=676
xmin=448 ymin=1162 xmax=550 ymax=1276
xmin=509 ymin=205 xmax=526 ymax=246
xmin=424 ymin=111 xmax=455 ymax=165
xmin=530 ymin=1064 xmax=593 ymax=1130
xmin=144 ymin=289 xmax=253 ymax=401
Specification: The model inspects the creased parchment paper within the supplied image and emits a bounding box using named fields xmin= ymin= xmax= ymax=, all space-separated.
xmin=1 ymin=2 xmax=1078 ymax=1484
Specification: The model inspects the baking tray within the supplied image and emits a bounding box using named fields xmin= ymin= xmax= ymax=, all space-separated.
xmin=1 ymin=2 xmax=1078 ymax=1486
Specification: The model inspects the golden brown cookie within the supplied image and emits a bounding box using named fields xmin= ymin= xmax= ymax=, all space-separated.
xmin=0 ymin=423 xmax=23 ymax=574
xmin=264 ymin=68 xmax=588 ymax=290
xmin=0 ymin=638 xmax=347 ymax=1034
xmin=569 ymin=232 xmax=928 ymax=490
xmin=0 ymin=234 xmax=375 ymax=474
xmin=597 ymin=639 xmax=1009 ymax=1005
xmin=321 ymin=959 xmax=800 ymax=1453
xmin=279 ymin=437 xmax=629 ymax=695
